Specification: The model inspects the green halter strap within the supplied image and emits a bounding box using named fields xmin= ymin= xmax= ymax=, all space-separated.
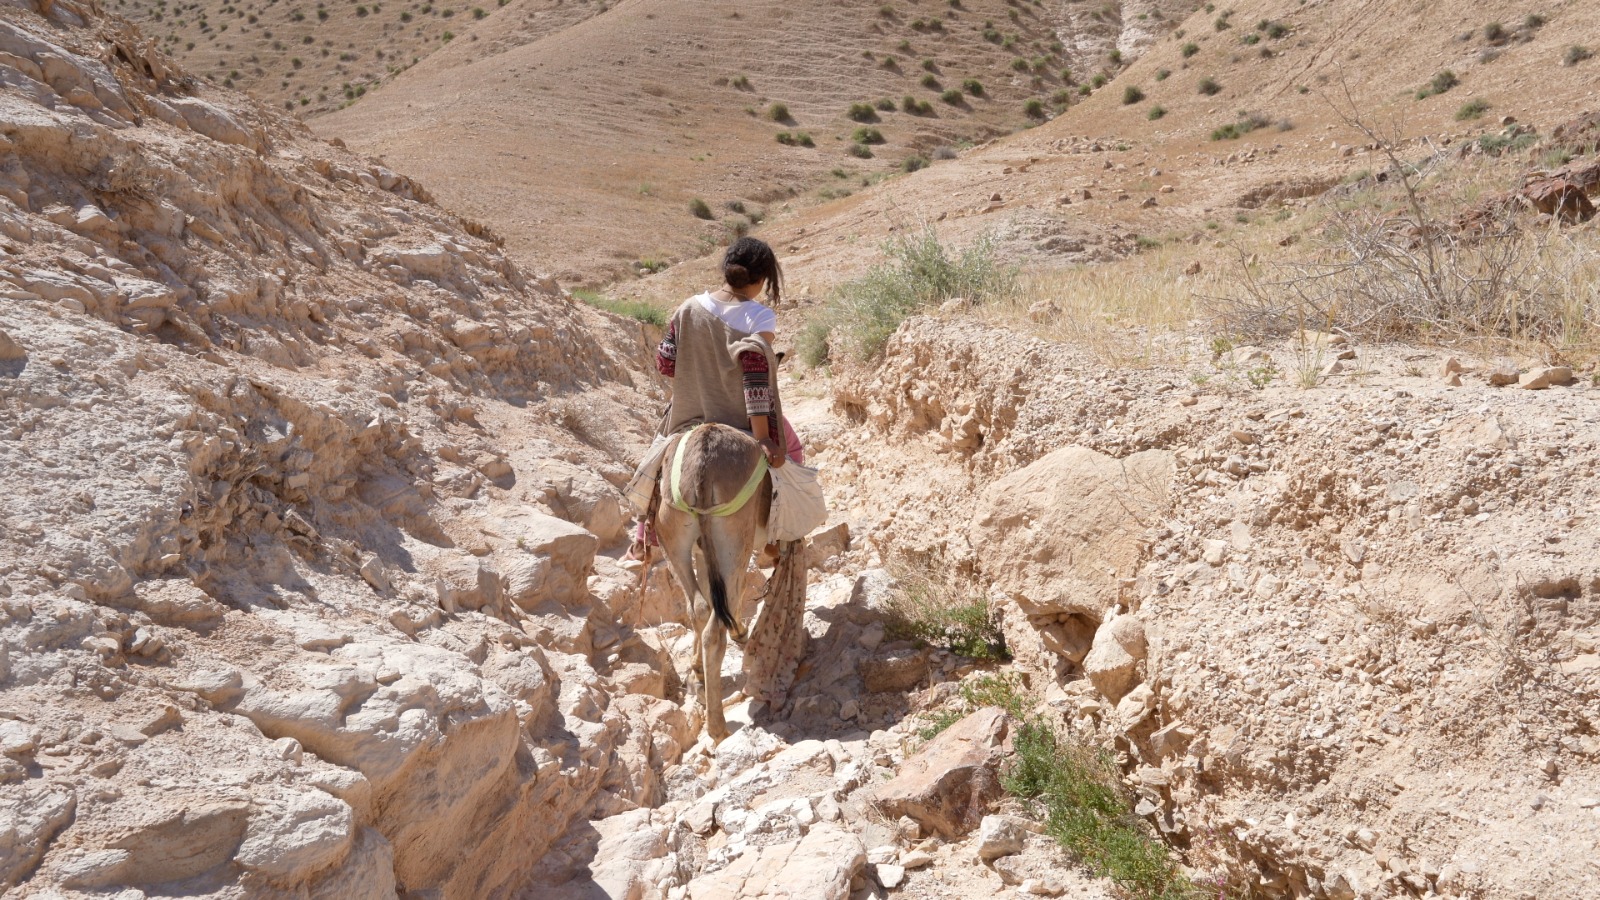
xmin=668 ymin=425 xmax=769 ymax=518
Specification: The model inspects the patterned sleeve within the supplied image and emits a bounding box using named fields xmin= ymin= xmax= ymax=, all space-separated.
xmin=656 ymin=320 xmax=677 ymax=377
xmin=738 ymin=350 xmax=772 ymax=418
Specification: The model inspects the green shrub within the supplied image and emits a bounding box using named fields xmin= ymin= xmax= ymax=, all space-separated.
xmin=922 ymin=57 xmax=938 ymax=72
xmin=1181 ymin=41 xmax=1199 ymax=58
xmin=962 ymin=78 xmax=984 ymax=96
xmin=1122 ymin=85 xmax=1145 ymax=104
xmin=1455 ymin=98 xmax=1489 ymax=120
xmin=875 ymin=97 xmax=896 ymax=111
xmin=897 ymin=39 xmax=912 ymax=53
xmin=852 ymin=126 xmax=885 ymax=144
xmin=1264 ymin=20 xmax=1288 ymax=38
xmin=688 ymin=198 xmax=713 ymax=219
xmin=775 ymin=131 xmax=815 ymax=147
xmin=1415 ymin=70 xmax=1458 ymax=99
xmin=884 ymin=574 xmax=1008 ymax=662
xmin=571 ymin=290 xmax=667 ymax=326
xmin=1198 ymin=76 xmax=1221 ymax=95
xmin=1210 ymin=111 xmax=1269 ymax=140
xmin=1109 ymin=48 xmax=1123 ymax=65
xmin=848 ymin=102 xmax=878 ymax=122
xmin=1023 ymin=97 xmax=1045 ymax=118
xmin=472 ymin=6 xmax=485 ymax=18
xmin=768 ymin=102 xmax=790 ymax=121
xmin=822 ymin=227 xmax=1013 ymax=360
xmin=903 ymin=95 xmax=933 ymax=114
xmin=1524 ymin=13 xmax=1545 ymax=29
xmin=1148 ymin=105 xmax=1166 ymax=120
xmin=1475 ymin=131 xmax=1538 ymax=156
xmin=847 ymin=142 xmax=874 ymax=158
xmin=1004 ymin=721 xmax=1194 ymax=898
xmin=1483 ymin=21 xmax=1505 ymax=43
xmin=731 ymin=74 xmax=751 ymax=90
xmin=941 ymin=88 xmax=963 ymax=104
xmin=1091 ymin=73 xmax=1108 ymax=87
xmin=1565 ymin=45 xmax=1593 ymax=66
xmin=902 ymin=154 xmax=929 ymax=172
xmin=795 ymin=319 xmax=831 ymax=366
xmin=1241 ymin=32 xmax=1259 ymax=45
xmin=921 ymin=73 xmax=940 ymax=89
xmin=1154 ymin=68 xmax=1170 ymax=81
xmin=1051 ymin=89 xmax=1072 ymax=106
xmin=1011 ymin=57 xmax=1030 ymax=72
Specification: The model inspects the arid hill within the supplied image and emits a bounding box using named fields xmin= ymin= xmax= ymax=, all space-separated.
xmin=316 ymin=0 xmax=1200 ymax=280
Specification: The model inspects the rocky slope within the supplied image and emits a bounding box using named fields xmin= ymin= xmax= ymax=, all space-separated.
xmin=0 ymin=2 xmax=692 ymax=895
xmin=819 ymin=314 xmax=1600 ymax=897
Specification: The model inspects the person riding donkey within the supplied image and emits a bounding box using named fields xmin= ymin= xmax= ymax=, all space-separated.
xmin=623 ymin=237 xmax=825 ymax=740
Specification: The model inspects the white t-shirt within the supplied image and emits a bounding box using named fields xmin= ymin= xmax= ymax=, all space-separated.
xmin=695 ymin=292 xmax=777 ymax=336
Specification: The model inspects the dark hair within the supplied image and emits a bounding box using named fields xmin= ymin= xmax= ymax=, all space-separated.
xmin=722 ymin=237 xmax=783 ymax=305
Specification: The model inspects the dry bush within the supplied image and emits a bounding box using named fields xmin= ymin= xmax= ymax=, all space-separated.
xmin=976 ymin=249 xmax=1207 ymax=367
xmin=1209 ymin=82 xmax=1600 ymax=356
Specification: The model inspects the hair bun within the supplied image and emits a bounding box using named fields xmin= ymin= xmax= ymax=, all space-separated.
xmin=724 ymin=263 xmax=752 ymax=288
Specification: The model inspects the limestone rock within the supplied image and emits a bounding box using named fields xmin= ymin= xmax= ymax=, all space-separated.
xmin=1519 ymin=366 xmax=1573 ymax=389
xmin=685 ymin=824 xmax=865 ymax=900
xmin=972 ymin=446 xmax=1172 ymax=673
xmin=976 ymin=814 xmax=1028 ymax=860
xmin=1083 ymin=615 xmax=1147 ymax=703
xmin=0 ymin=328 xmax=24 ymax=362
xmin=497 ymin=512 xmax=599 ymax=610
xmin=859 ymin=647 xmax=927 ymax=693
xmin=873 ymin=707 xmax=1010 ymax=838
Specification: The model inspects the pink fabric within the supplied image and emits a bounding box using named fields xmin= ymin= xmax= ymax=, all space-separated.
xmin=782 ymin=417 xmax=804 ymax=465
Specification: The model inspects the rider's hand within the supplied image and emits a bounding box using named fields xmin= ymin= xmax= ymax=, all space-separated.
xmin=762 ymin=438 xmax=787 ymax=468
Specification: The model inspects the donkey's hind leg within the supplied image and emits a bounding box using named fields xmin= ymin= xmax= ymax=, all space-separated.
xmin=656 ymin=506 xmax=707 ymax=697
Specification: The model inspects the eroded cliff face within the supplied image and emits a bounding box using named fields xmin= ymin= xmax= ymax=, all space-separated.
xmin=0 ymin=2 xmax=689 ymax=895
xmin=824 ymin=314 xmax=1600 ymax=898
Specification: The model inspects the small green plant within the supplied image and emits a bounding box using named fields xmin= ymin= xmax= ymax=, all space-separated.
xmin=1011 ymin=57 xmax=1030 ymax=72
xmin=1211 ymin=111 xmax=1269 ymax=140
xmin=1154 ymin=68 xmax=1170 ymax=81
xmin=940 ymin=88 xmax=963 ymax=104
xmin=571 ymin=290 xmax=667 ymax=326
xmin=903 ymin=95 xmax=933 ymax=114
xmin=795 ymin=319 xmax=832 ymax=366
xmin=848 ymin=102 xmax=878 ymax=122
xmin=1091 ymin=73 xmax=1108 ymax=88
xmin=1147 ymin=105 xmax=1166 ymax=120
xmin=688 ymin=198 xmax=713 ymax=220
xmin=471 ymin=6 xmax=485 ymax=18
xmin=921 ymin=73 xmax=941 ymax=89
xmin=1003 ymin=721 xmax=1195 ymax=898
xmin=917 ymin=707 xmax=966 ymax=742
xmin=1483 ymin=21 xmax=1505 ymax=43
xmin=884 ymin=575 xmax=1008 ymax=662
xmin=1565 ymin=45 xmax=1594 ymax=66
xmin=767 ymin=101 xmax=790 ymax=121
xmin=1475 ymin=131 xmax=1538 ymax=155
xmin=922 ymin=57 xmax=938 ymax=72
xmin=1122 ymin=85 xmax=1145 ymax=104
xmin=775 ymin=131 xmax=815 ymax=147
xmin=847 ymin=142 xmax=874 ymax=159
xmin=962 ymin=78 xmax=984 ymax=96
xmin=730 ymin=74 xmax=751 ymax=90
xmin=1524 ymin=13 xmax=1545 ymax=29
xmin=903 ymin=154 xmax=929 ymax=172
xmin=875 ymin=97 xmax=896 ymax=111
xmin=852 ymin=126 xmax=885 ymax=144
xmin=1262 ymin=19 xmax=1288 ymax=38
xmin=1455 ymin=98 xmax=1490 ymax=120
xmin=1023 ymin=97 xmax=1045 ymax=118
xmin=1241 ymin=32 xmax=1259 ymax=45
xmin=1181 ymin=41 xmax=1199 ymax=58
xmin=1198 ymin=76 xmax=1222 ymax=95
xmin=821 ymin=227 xmax=1014 ymax=360
xmin=1415 ymin=70 xmax=1459 ymax=99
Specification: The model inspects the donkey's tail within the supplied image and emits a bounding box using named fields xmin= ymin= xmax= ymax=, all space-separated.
xmin=698 ymin=529 xmax=745 ymax=641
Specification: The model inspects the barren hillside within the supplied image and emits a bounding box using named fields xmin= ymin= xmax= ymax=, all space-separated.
xmin=316 ymin=0 xmax=1200 ymax=280
xmin=116 ymin=0 xmax=604 ymax=117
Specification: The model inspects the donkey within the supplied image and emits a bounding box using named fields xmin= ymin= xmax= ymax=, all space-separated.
xmin=654 ymin=423 xmax=772 ymax=742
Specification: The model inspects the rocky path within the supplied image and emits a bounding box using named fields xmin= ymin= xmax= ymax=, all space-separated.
xmin=526 ymin=380 xmax=1125 ymax=900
